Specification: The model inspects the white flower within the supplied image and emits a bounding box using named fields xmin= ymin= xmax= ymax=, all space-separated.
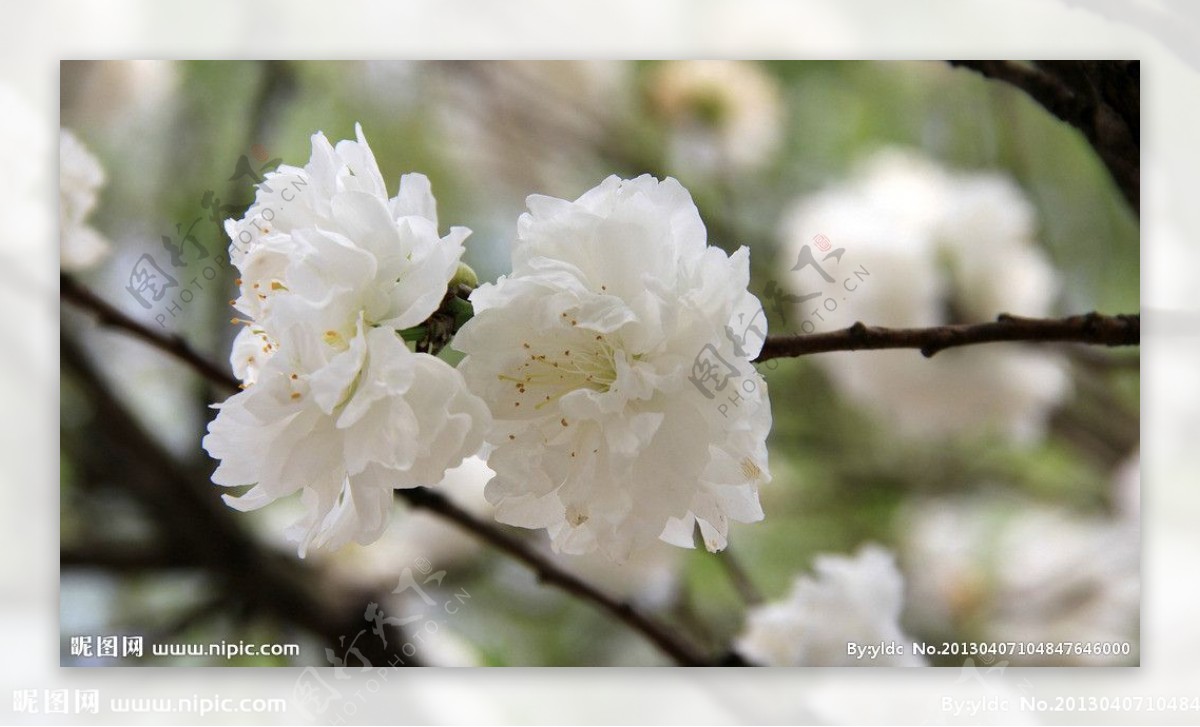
xmin=454 ymin=175 xmax=771 ymax=561
xmin=204 ymin=125 xmax=490 ymax=556
xmin=206 ymin=321 xmax=489 ymax=555
xmin=779 ymin=149 xmax=1069 ymax=442
xmin=736 ymin=545 xmax=925 ymax=666
xmin=647 ymin=60 xmax=784 ymax=175
xmin=225 ymin=124 xmax=467 ymax=346
xmin=229 ymin=325 xmax=268 ymax=386
xmin=59 ymin=129 xmax=111 ymax=271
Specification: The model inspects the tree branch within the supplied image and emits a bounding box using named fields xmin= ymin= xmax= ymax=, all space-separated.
xmin=948 ymin=60 xmax=1139 ymax=212
xmin=714 ymin=548 xmax=764 ymax=607
xmin=756 ymin=312 xmax=1139 ymax=361
xmin=395 ymin=488 xmax=710 ymax=666
xmin=61 ymin=542 xmax=196 ymax=572
xmin=61 ymin=272 xmax=240 ymax=392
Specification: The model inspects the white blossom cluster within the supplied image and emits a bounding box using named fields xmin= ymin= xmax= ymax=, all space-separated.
xmin=455 ymin=175 xmax=772 ymax=560
xmin=204 ymin=128 xmax=772 ymax=560
xmin=780 ymin=149 xmax=1070 ymax=442
xmin=203 ymin=125 xmax=490 ymax=556
xmin=59 ymin=129 xmax=111 ymax=272
xmin=736 ymin=544 xmax=925 ymax=666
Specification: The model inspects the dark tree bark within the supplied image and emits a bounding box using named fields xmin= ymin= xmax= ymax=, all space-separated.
xmin=950 ymin=60 xmax=1139 ymax=214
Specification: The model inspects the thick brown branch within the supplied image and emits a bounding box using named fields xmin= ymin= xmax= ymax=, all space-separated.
xmin=396 ymin=487 xmax=710 ymax=666
xmin=948 ymin=60 xmax=1139 ymax=212
xmin=951 ymin=60 xmax=1081 ymax=126
xmin=61 ymin=272 xmax=240 ymax=392
xmin=756 ymin=312 xmax=1140 ymax=361
xmin=61 ymin=542 xmax=196 ymax=572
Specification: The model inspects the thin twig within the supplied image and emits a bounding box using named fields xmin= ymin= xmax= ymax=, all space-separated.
xmin=714 ymin=547 xmax=764 ymax=607
xmin=756 ymin=312 xmax=1139 ymax=361
xmin=61 ymin=272 xmax=240 ymax=392
xmin=396 ymin=487 xmax=710 ymax=666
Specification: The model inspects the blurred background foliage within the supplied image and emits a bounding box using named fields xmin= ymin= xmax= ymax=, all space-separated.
xmin=60 ymin=60 xmax=1138 ymax=666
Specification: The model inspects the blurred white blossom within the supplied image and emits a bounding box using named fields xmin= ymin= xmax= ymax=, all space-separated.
xmin=647 ymin=60 xmax=784 ymax=176
xmin=736 ymin=544 xmax=925 ymax=666
xmin=59 ymin=129 xmax=111 ymax=271
xmin=901 ymin=491 xmax=1138 ymax=665
xmin=203 ymin=125 xmax=489 ymax=557
xmin=1114 ymin=449 xmax=1140 ymax=522
xmin=63 ymin=60 xmax=179 ymax=127
xmin=455 ymin=175 xmax=771 ymax=561
xmin=780 ymin=149 xmax=1069 ymax=441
